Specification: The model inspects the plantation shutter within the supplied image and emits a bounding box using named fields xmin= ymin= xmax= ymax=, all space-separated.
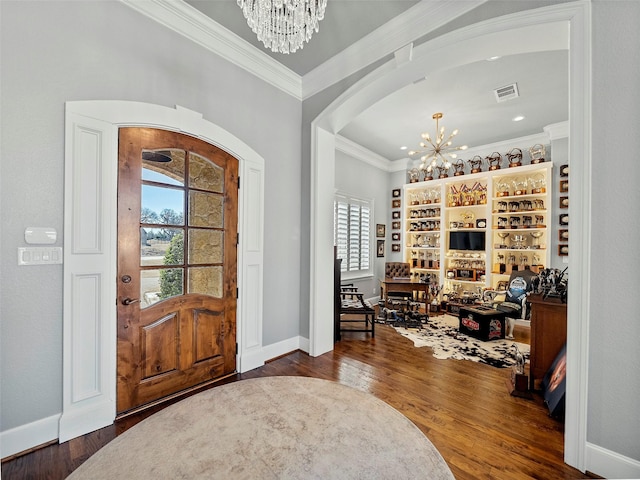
xmin=334 ymin=194 xmax=372 ymax=275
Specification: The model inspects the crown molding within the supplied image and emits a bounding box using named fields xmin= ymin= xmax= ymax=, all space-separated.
xmin=460 ymin=131 xmax=550 ymax=159
xmin=301 ymin=0 xmax=486 ymax=100
xmin=335 ymin=134 xmax=393 ymax=172
xmin=119 ymin=0 xmax=486 ymax=102
xmin=544 ymin=121 xmax=569 ymax=140
xmin=119 ymin=0 xmax=302 ymax=99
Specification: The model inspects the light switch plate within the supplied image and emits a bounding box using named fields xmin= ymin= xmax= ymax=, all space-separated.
xmin=18 ymin=247 xmax=63 ymax=265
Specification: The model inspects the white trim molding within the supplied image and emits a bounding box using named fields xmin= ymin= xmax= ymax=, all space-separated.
xmin=335 ymin=134 xmax=393 ymax=172
xmin=0 ymin=415 xmax=60 ymax=460
xmin=119 ymin=0 xmax=302 ymax=98
xmin=585 ymin=443 xmax=640 ymax=479
xmin=118 ymin=0 xmax=485 ymax=101
xmin=59 ymin=101 xmax=265 ymax=444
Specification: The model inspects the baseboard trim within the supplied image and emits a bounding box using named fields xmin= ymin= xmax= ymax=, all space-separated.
xmin=1 ymin=414 xmax=60 ymax=460
xmin=585 ymin=442 xmax=640 ymax=479
xmin=261 ymin=336 xmax=307 ymax=361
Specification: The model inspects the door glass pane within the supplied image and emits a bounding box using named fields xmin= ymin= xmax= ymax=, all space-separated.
xmin=189 ymin=229 xmax=223 ymax=264
xmin=140 ymin=228 xmax=184 ymax=266
xmin=141 ymin=268 xmax=184 ymax=308
xmin=189 ymin=152 xmax=223 ymax=193
xmin=188 ymin=266 xmax=223 ymax=298
xmin=142 ymin=185 xmax=184 ymax=226
xmin=142 ymin=149 xmax=185 ymax=186
xmin=189 ymin=191 xmax=223 ymax=228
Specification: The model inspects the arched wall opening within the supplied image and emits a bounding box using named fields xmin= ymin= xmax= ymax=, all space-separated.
xmin=309 ymin=2 xmax=591 ymax=472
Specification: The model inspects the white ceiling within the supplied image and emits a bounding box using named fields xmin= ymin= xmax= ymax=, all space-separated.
xmin=171 ymin=1 xmax=569 ymax=162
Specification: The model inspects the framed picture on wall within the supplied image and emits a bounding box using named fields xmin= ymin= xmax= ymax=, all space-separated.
xmin=558 ymin=244 xmax=569 ymax=256
xmin=392 ymin=221 xmax=401 ymax=230
xmin=392 ymin=199 xmax=401 ymax=208
xmin=391 ymin=243 xmax=401 ymax=252
xmin=559 ymin=164 xmax=569 ymax=177
xmin=392 ymin=232 xmax=400 ymax=241
xmin=560 ymin=180 xmax=569 ymax=193
xmin=559 ymin=229 xmax=569 ymax=241
xmin=559 ymin=196 xmax=569 ymax=209
xmin=376 ymin=224 xmax=386 ymax=237
xmin=392 ymin=211 xmax=401 ymax=220
xmin=377 ymin=240 xmax=385 ymax=257
xmin=392 ymin=188 xmax=401 ymax=198
xmin=559 ymin=213 xmax=569 ymax=226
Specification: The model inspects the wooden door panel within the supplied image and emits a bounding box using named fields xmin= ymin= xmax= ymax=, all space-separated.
xmin=141 ymin=314 xmax=179 ymax=379
xmin=193 ymin=309 xmax=224 ymax=364
xmin=117 ymin=127 xmax=238 ymax=414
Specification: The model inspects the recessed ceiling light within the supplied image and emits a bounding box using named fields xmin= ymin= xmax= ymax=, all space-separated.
xmin=400 ymin=146 xmax=408 ymax=150
xmin=512 ymin=115 xmax=525 ymax=122
xmin=487 ymin=55 xmax=501 ymax=61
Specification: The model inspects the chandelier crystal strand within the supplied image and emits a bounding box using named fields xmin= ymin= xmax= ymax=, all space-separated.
xmin=408 ymin=113 xmax=468 ymax=179
xmin=237 ymin=0 xmax=326 ymax=54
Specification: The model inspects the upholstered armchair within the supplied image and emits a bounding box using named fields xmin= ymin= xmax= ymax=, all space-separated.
xmin=385 ymin=262 xmax=411 ymax=280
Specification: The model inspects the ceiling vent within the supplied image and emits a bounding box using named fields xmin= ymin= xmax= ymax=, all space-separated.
xmin=494 ymin=83 xmax=519 ymax=103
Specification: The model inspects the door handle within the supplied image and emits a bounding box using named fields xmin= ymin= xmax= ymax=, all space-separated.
xmin=122 ymin=298 xmax=141 ymax=306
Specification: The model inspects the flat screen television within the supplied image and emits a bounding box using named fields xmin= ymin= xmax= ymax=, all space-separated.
xmin=449 ymin=231 xmax=486 ymax=251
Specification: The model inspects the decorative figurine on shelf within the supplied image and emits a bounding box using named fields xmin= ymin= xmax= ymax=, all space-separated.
xmin=452 ymin=159 xmax=465 ymax=176
xmin=435 ymin=164 xmax=450 ymax=179
xmin=420 ymin=164 xmax=434 ymax=181
xmin=486 ymin=151 xmax=503 ymax=171
xmin=408 ymin=167 xmax=420 ymax=183
xmin=467 ymin=155 xmax=483 ymax=174
xmin=506 ymin=147 xmax=523 ymax=168
xmin=529 ymin=143 xmax=546 ymax=164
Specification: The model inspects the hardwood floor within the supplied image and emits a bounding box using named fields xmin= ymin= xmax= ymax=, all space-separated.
xmin=2 ymin=321 xmax=591 ymax=480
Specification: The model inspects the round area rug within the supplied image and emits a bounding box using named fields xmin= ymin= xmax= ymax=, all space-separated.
xmin=68 ymin=376 xmax=454 ymax=479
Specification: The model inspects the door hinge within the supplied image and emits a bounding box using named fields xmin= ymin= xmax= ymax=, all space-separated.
xmin=237 ymin=176 xmax=240 ymax=189
xmin=237 ymin=233 xmax=239 ymax=245
xmin=236 ymin=343 xmax=238 ymax=354
xmin=236 ymin=287 xmax=239 ymax=298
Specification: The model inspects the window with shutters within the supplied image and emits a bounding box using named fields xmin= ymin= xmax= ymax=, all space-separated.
xmin=334 ymin=194 xmax=372 ymax=277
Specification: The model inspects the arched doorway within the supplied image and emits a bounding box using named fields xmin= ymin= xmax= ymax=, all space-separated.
xmin=309 ymin=3 xmax=591 ymax=471
xmin=60 ymin=101 xmax=265 ymax=442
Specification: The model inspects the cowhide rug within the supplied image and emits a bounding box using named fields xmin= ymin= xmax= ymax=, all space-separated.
xmin=394 ymin=314 xmax=529 ymax=368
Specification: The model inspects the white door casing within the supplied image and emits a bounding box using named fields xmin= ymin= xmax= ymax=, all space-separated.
xmin=60 ymin=101 xmax=264 ymax=442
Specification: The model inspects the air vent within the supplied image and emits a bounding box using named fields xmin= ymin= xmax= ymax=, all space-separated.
xmin=494 ymin=83 xmax=519 ymax=103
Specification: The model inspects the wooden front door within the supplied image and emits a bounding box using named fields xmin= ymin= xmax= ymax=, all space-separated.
xmin=117 ymin=127 xmax=238 ymax=414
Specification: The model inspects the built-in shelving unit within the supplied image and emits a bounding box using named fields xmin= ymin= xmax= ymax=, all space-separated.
xmin=402 ymin=163 xmax=553 ymax=299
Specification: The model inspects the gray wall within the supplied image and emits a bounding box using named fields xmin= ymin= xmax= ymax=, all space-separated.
xmin=334 ymin=150 xmax=390 ymax=298
xmin=0 ymin=1 xmax=301 ymax=431
xmin=589 ymin=0 xmax=640 ymax=460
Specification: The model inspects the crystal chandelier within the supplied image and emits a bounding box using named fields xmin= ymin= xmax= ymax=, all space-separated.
xmin=408 ymin=113 xmax=468 ymax=179
xmin=237 ymin=0 xmax=327 ymax=54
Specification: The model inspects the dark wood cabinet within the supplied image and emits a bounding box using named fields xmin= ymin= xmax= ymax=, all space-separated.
xmin=528 ymin=294 xmax=567 ymax=390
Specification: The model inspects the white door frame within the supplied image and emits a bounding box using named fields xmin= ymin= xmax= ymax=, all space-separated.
xmin=309 ymin=2 xmax=591 ymax=472
xmin=59 ymin=101 xmax=265 ymax=442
